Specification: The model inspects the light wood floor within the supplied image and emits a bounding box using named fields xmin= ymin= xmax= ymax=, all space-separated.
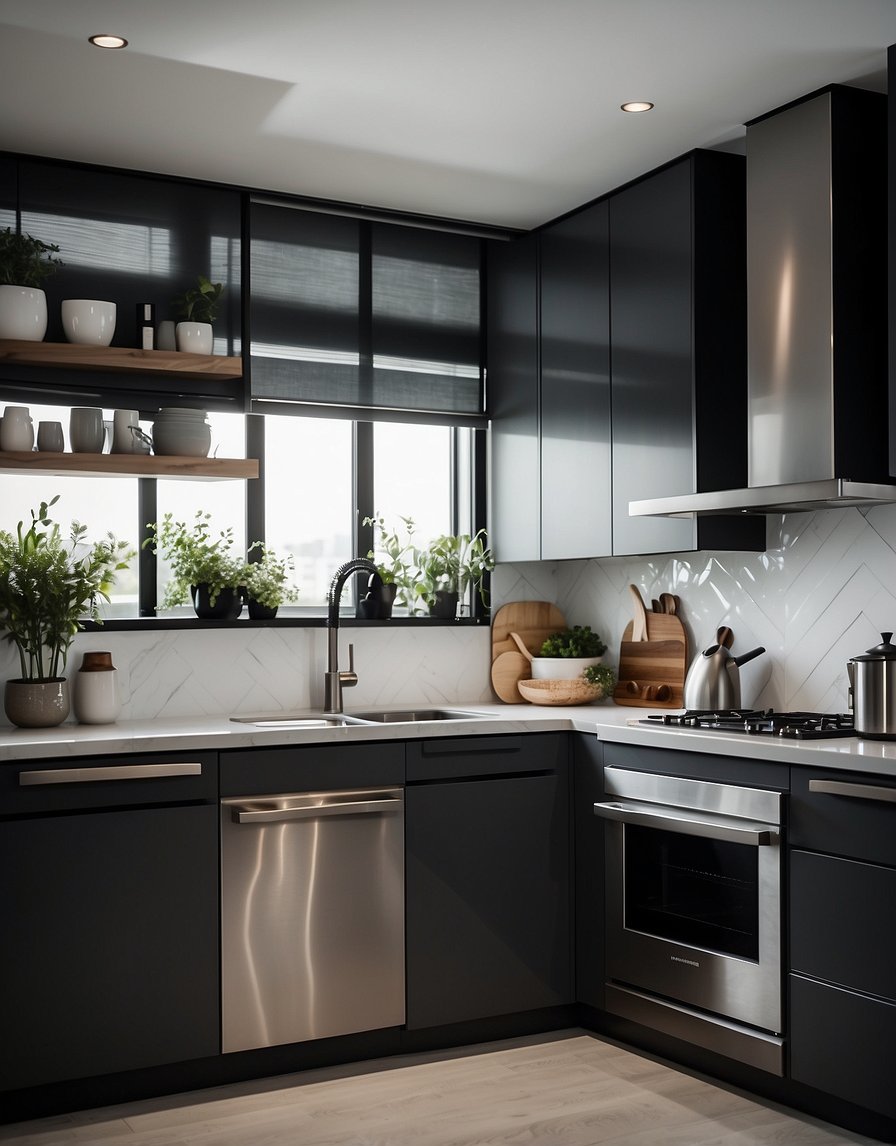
xmin=0 ymin=1029 xmax=883 ymax=1146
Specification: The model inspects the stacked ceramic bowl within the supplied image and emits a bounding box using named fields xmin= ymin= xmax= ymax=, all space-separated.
xmin=151 ymin=408 xmax=211 ymax=457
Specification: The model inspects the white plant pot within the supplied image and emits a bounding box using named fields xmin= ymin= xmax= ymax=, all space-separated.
xmin=530 ymin=655 xmax=604 ymax=680
xmin=176 ymin=321 xmax=213 ymax=354
xmin=0 ymin=285 xmax=48 ymax=341
xmin=61 ymin=298 xmax=116 ymax=346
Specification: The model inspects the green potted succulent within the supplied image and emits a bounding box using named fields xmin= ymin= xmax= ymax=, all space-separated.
xmin=362 ymin=513 xmax=418 ymax=618
xmin=145 ymin=511 xmax=244 ymax=619
xmin=0 ymin=227 xmax=63 ymax=341
xmin=414 ymin=528 xmax=494 ymax=619
xmin=531 ymin=625 xmax=608 ymax=680
xmin=0 ymin=496 xmax=134 ymax=727
xmin=243 ymin=543 xmax=300 ymax=620
xmin=171 ymin=274 xmax=224 ymax=354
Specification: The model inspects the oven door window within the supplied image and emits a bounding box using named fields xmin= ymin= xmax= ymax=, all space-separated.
xmin=623 ymin=824 xmax=759 ymax=961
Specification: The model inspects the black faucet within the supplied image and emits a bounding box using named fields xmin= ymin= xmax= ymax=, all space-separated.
xmin=323 ymin=558 xmax=381 ymax=713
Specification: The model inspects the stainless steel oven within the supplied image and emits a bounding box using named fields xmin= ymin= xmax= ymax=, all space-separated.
xmin=594 ymin=766 xmax=785 ymax=1075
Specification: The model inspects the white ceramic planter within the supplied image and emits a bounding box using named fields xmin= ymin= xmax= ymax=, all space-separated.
xmin=0 ymin=285 xmax=48 ymax=341
xmin=530 ymin=655 xmax=604 ymax=680
xmin=176 ymin=321 xmax=213 ymax=354
xmin=61 ymin=299 xmax=116 ymax=345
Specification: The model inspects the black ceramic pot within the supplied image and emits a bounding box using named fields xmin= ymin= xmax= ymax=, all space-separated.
xmin=247 ymin=599 xmax=278 ymax=621
xmin=429 ymin=590 xmax=459 ymax=620
xmin=356 ymin=578 xmax=397 ymax=620
xmin=191 ymin=584 xmax=243 ymax=620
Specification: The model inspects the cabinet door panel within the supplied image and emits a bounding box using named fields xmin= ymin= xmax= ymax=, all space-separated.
xmin=406 ymin=771 xmax=570 ymax=1029
xmin=610 ymin=161 xmax=696 ymax=556
xmin=0 ymin=804 xmax=219 ymax=1090
xmin=574 ymin=733 xmax=605 ymax=1008
xmin=540 ymin=203 xmax=611 ymax=559
xmin=790 ymin=849 xmax=896 ymax=1001
xmin=486 ymin=235 xmax=540 ymax=562
xmin=791 ymin=974 xmax=896 ymax=1119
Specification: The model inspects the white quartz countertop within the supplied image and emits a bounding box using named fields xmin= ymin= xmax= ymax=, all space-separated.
xmin=3 ymin=702 xmax=896 ymax=776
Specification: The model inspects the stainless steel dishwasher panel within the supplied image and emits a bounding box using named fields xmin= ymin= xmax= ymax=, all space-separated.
xmin=220 ymin=787 xmax=405 ymax=1053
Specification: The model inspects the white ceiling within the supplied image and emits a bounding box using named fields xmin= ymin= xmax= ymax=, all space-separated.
xmin=1 ymin=1 xmax=895 ymax=230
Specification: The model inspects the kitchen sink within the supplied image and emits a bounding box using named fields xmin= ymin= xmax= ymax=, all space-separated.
xmin=229 ymin=714 xmax=360 ymax=728
xmin=345 ymin=708 xmax=488 ymax=723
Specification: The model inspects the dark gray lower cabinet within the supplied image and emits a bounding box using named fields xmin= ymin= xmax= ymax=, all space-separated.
xmin=405 ymin=734 xmax=571 ymax=1029
xmin=573 ymin=733 xmax=605 ymax=1010
xmin=789 ymin=768 xmax=896 ymax=1119
xmin=0 ymin=757 xmax=219 ymax=1092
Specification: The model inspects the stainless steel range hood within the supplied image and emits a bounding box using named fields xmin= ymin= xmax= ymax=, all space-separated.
xmin=631 ymin=86 xmax=891 ymax=520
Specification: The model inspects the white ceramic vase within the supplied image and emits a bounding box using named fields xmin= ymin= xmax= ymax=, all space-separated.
xmin=0 ymin=405 xmax=34 ymax=451
xmin=175 ymin=321 xmax=213 ymax=354
xmin=0 ymin=285 xmax=48 ymax=341
xmin=73 ymin=668 xmax=121 ymax=724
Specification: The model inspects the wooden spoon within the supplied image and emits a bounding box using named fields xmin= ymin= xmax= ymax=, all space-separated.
xmin=660 ymin=592 xmax=676 ymax=615
xmin=628 ymin=584 xmax=648 ymax=641
xmin=509 ymin=632 xmax=534 ymax=662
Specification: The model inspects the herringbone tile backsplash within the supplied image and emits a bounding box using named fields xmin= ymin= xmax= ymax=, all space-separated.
xmin=493 ymin=506 xmax=896 ymax=713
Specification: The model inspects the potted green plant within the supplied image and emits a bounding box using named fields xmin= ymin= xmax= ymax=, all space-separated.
xmin=0 ymin=496 xmax=134 ymax=727
xmin=583 ymin=663 xmax=616 ymax=698
xmin=0 ymin=227 xmax=63 ymax=341
xmin=362 ymin=513 xmax=418 ymax=618
xmin=144 ymin=511 xmax=244 ymax=619
xmin=531 ymin=624 xmax=607 ymax=680
xmin=414 ymin=528 xmax=494 ymax=619
xmin=171 ymin=274 xmax=224 ymax=354
xmin=243 ymin=543 xmax=300 ymax=620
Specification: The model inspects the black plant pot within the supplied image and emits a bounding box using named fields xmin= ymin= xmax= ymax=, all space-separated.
xmin=247 ymin=598 xmax=278 ymax=621
xmin=356 ymin=578 xmax=398 ymax=620
xmin=191 ymin=584 xmax=243 ymax=620
xmin=429 ymin=590 xmax=459 ymax=620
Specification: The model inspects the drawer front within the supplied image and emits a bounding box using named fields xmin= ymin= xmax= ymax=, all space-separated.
xmin=790 ymin=974 xmax=896 ymax=1119
xmin=790 ymin=849 xmax=896 ymax=1001
xmin=790 ymin=767 xmax=896 ymax=866
xmin=602 ymin=742 xmax=787 ymax=790
xmin=221 ymin=741 xmax=404 ymax=796
xmin=407 ymin=733 xmax=566 ymax=782
xmin=1 ymin=751 xmax=218 ymax=814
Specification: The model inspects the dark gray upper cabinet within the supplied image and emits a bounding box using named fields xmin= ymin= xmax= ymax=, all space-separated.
xmin=540 ymin=203 xmax=612 ymax=560
xmin=610 ymin=152 xmax=764 ymax=556
xmin=486 ymin=233 xmax=541 ymax=562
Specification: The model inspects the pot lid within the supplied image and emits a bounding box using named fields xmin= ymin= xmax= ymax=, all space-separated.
xmin=852 ymin=632 xmax=896 ymax=661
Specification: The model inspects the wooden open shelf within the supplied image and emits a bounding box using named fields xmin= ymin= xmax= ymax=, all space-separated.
xmin=0 ymin=451 xmax=258 ymax=480
xmin=0 ymin=339 xmax=242 ymax=380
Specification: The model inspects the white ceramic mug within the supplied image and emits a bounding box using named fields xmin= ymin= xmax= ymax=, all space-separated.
xmin=61 ymin=299 xmax=117 ymax=346
xmin=69 ymin=406 xmax=104 ymax=453
xmin=37 ymin=420 xmax=65 ymax=452
xmin=112 ymin=409 xmax=140 ymax=454
xmin=0 ymin=405 xmax=34 ymax=452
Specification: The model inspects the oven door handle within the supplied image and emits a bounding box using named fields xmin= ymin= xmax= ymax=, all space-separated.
xmin=593 ymin=800 xmax=778 ymax=845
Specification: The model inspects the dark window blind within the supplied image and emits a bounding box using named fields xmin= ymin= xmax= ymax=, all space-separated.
xmin=249 ymin=203 xmax=483 ymax=418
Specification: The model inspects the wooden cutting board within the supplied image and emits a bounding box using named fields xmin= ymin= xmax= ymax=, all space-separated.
xmin=614 ymin=611 xmax=688 ymax=708
xmin=490 ymin=601 xmax=567 ymax=703
xmin=491 ymin=601 xmax=567 ymax=660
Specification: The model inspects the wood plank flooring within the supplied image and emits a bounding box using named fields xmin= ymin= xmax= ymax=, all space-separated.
xmin=0 ymin=1030 xmax=882 ymax=1146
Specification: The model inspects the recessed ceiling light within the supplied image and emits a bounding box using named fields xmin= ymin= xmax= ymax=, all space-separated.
xmin=621 ymin=101 xmax=654 ymax=113
xmin=89 ymin=34 xmax=128 ymax=49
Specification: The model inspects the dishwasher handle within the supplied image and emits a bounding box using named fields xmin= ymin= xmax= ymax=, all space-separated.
xmin=593 ymin=799 xmax=778 ymax=846
xmin=231 ymin=790 xmax=403 ymax=824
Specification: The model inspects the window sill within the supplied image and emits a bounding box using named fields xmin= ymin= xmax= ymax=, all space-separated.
xmin=85 ymin=615 xmax=488 ymax=632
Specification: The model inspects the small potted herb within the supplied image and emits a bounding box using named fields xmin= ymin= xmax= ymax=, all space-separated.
xmin=0 ymin=496 xmax=133 ymax=727
xmin=171 ymin=274 xmax=224 ymax=354
xmin=362 ymin=513 xmax=418 ymax=618
xmin=531 ymin=625 xmax=607 ymax=680
xmin=583 ymin=663 xmax=617 ymax=698
xmin=0 ymin=227 xmax=63 ymax=341
xmin=243 ymin=543 xmax=300 ymax=620
xmin=414 ymin=529 xmax=494 ymax=619
xmin=144 ymin=511 xmax=244 ymax=619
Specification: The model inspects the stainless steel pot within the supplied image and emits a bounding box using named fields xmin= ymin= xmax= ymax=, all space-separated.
xmin=683 ymin=635 xmax=766 ymax=711
xmin=847 ymin=632 xmax=896 ymax=740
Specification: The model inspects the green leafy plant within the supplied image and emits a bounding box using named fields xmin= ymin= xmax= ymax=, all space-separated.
xmin=413 ymin=528 xmax=494 ymax=613
xmin=539 ymin=625 xmax=607 ymax=658
xmin=243 ymin=543 xmax=300 ymax=610
xmin=363 ymin=513 xmax=418 ymax=607
xmin=144 ymin=511 xmax=244 ymax=609
xmin=0 ymin=496 xmax=134 ymax=681
xmin=171 ymin=275 xmax=224 ymax=324
xmin=583 ymin=663 xmax=616 ymax=697
xmin=0 ymin=227 xmax=63 ymax=287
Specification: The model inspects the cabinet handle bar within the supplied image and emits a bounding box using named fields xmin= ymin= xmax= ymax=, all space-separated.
xmin=19 ymin=763 xmax=203 ymax=786
xmin=808 ymin=778 xmax=896 ymax=803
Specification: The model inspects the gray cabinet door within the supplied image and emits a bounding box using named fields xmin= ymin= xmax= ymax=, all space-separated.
xmin=540 ymin=202 xmax=612 ymax=559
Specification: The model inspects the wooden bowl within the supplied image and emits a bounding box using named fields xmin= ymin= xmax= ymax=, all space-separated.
xmin=517 ymin=678 xmax=606 ymax=706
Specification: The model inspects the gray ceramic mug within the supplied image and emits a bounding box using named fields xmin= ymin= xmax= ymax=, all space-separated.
xmin=37 ymin=420 xmax=65 ymax=452
xmin=69 ymin=407 xmax=104 ymax=453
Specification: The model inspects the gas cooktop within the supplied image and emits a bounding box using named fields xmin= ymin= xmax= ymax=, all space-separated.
xmin=641 ymin=709 xmax=856 ymax=740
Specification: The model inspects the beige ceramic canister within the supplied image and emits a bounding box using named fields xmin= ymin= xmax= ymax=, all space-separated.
xmin=73 ymin=650 xmax=122 ymax=724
